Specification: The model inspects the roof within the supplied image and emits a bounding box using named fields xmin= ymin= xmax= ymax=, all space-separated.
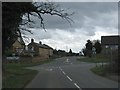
xmin=42 ymin=44 xmax=53 ymax=49
xmin=28 ymin=42 xmax=53 ymax=49
xmin=101 ymin=35 xmax=120 ymax=45
xmin=13 ymin=36 xmax=25 ymax=45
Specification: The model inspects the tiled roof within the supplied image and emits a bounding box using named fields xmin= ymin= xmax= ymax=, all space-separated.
xmin=28 ymin=42 xmax=53 ymax=49
xmin=38 ymin=44 xmax=53 ymax=49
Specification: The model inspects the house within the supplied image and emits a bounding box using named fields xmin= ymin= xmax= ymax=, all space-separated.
xmin=101 ymin=35 xmax=119 ymax=49
xmin=12 ymin=36 xmax=25 ymax=55
xmin=38 ymin=44 xmax=53 ymax=59
xmin=27 ymin=39 xmax=53 ymax=59
xmin=101 ymin=35 xmax=119 ymax=56
xmin=27 ymin=39 xmax=39 ymax=56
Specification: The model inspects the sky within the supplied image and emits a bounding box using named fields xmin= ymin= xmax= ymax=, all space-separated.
xmin=22 ymin=1 xmax=118 ymax=53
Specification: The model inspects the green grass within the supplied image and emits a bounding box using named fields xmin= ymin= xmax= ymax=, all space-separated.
xmin=91 ymin=65 xmax=110 ymax=76
xmin=77 ymin=54 xmax=109 ymax=63
xmin=3 ymin=59 xmax=54 ymax=88
xmin=91 ymin=66 xmax=107 ymax=76
xmin=91 ymin=65 xmax=120 ymax=82
xmin=3 ymin=67 xmax=38 ymax=88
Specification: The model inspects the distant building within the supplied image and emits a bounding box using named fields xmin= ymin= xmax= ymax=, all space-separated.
xmin=12 ymin=36 xmax=25 ymax=54
xmin=40 ymin=44 xmax=53 ymax=57
xmin=27 ymin=39 xmax=53 ymax=59
xmin=27 ymin=39 xmax=39 ymax=55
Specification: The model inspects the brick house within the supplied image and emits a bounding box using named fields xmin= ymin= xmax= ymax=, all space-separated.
xmin=27 ymin=39 xmax=39 ymax=56
xmin=27 ymin=39 xmax=53 ymax=59
xmin=39 ymin=44 xmax=53 ymax=58
xmin=12 ymin=36 xmax=25 ymax=55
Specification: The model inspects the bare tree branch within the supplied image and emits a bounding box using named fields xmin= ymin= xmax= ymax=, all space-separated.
xmin=19 ymin=27 xmax=33 ymax=34
xmin=20 ymin=2 xmax=74 ymax=31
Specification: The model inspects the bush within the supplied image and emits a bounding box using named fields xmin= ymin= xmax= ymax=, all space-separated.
xmin=5 ymin=50 xmax=14 ymax=56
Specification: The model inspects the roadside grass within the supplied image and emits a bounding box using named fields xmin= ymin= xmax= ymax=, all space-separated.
xmin=91 ymin=61 xmax=119 ymax=82
xmin=90 ymin=65 xmax=119 ymax=82
xmin=3 ymin=59 xmax=54 ymax=88
xmin=91 ymin=65 xmax=110 ymax=76
xmin=77 ymin=54 xmax=109 ymax=63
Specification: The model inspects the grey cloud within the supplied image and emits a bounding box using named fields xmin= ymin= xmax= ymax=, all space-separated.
xmin=29 ymin=2 xmax=117 ymax=31
xmin=22 ymin=2 xmax=118 ymax=52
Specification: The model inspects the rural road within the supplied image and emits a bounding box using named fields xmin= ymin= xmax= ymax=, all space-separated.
xmin=25 ymin=56 xmax=118 ymax=89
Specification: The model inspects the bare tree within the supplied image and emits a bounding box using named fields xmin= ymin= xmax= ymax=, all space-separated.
xmin=2 ymin=2 xmax=74 ymax=54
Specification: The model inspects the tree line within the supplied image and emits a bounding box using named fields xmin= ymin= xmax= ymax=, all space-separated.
xmin=82 ymin=39 xmax=101 ymax=57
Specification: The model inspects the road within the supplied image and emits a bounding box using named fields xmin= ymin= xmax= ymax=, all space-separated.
xmin=25 ymin=56 xmax=118 ymax=89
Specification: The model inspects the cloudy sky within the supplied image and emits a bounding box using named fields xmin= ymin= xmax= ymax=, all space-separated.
xmin=22 ymin=1 xmax=118 ymax=53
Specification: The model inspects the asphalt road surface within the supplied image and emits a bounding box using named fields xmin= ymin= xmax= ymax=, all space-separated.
xmin=25 ymin=56 xmax=118 ymax=89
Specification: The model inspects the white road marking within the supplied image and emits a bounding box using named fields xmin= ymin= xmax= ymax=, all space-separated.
xmin=59 ymin=67 xmax=82 ymax=89
xmin=49 ymin=69 xmax=53 ymax=71
xmin=62 ymin=71 xmax=66 ymax=75
xmin=67 ymin=58 xmax=69 ymax=60
xmin=66 ymin=76 xmax=72 ymax=81
xmin=59 ymin=66 xmax=82 ymax=90
xmin=66 ymin=58 xmax=69 ymax=62
xmin=74 ymin=83 xmax=81 ymax=89
xmin=59 ymin=67 xmax=63 ymax=71
xmin=46 ymin=68 xmax=53 ymax=71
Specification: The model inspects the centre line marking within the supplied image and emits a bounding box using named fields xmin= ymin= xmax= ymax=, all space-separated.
xmin=66 ymin=76 xmax=72 ymax=81
xmin=59 ymin=67 xmax=63 ymax=71
xmin=74 ymin=83 xmax=81 ymax=89
xmin=59 ymin=66 xmax=82 ymax=90
xmin=62 ymin=71 xmax=66 ymax=75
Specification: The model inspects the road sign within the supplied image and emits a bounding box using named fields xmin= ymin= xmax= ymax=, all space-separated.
xmin=92 ymin=47 xmax=96 ymax=55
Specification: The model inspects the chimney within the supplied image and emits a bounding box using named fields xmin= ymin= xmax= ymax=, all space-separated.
xmin=39 ymin=41 xmax=42 ymax=44
xmin=31 ymin=39 xmax=34 ymax=43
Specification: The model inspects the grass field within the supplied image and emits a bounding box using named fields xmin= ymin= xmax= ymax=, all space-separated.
xmin=3 ymin=59 xmax=54 ymax=88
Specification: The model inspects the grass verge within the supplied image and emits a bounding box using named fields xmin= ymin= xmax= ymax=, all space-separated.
xmin=3 ymin=59 xmax=54 ymax=88
xmin=91 ymin=65 xmax=110 ymax=76
xmin=91 ymin=65 xmax=119 ymax=82
xmin=77 ymin=54 xmax=109 ymax=63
